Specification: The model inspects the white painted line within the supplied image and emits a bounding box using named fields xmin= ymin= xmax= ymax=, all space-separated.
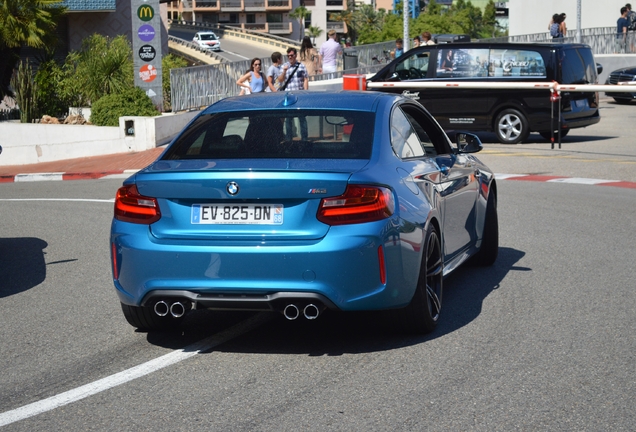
xmin=101 ymin=174 xmax=133 ymax=179
xmin=547 ymin=177 xmax=621 ymax=185
xmin=494 ymin=173 xmax=529 ymax=180
xmin=0 ymin=198 xmax=114 ymax=203
xmin=0 ymin=313 xmax=272 ymax=427
xmin=14 ymin=173 xmax=64 ymax=182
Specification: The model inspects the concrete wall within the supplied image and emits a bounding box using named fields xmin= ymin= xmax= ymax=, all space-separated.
xmin=596 ymin=54 xmax=636 ymax=84
xmin=0 ymin=110 xmax=199 ymax=167
xmin=508 ymin=0 xmax=618 ymax=37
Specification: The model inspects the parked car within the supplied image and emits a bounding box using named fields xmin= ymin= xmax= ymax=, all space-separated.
xmin=192 ymin=31 xmax=221 ymax=51
xmin=368 ymin=42 xmax=602 ymax=144
xmin=110 ymin=91 xmax=498 ymax=335
xmin=604 ymin=66 xmax=636 ymax=104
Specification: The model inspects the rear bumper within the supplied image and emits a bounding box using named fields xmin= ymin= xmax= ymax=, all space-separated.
xmin=111 ymin=217 xmax=417 ymax=312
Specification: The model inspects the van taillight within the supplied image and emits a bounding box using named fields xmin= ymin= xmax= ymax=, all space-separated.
xmin=114 ymin=184 xmax=160 ymax=224
xmin=317 ymin=185 xmax=394 ymax=226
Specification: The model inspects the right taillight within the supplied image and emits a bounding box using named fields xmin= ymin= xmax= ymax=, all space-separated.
xmin=317 ymin=185 xmax=395 ymax=226
xmin=114 ymin=184 xmax=161 ymax=224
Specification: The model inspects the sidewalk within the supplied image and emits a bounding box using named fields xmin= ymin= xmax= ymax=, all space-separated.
xmin=0 ymin=147 xmax=165 ymax=182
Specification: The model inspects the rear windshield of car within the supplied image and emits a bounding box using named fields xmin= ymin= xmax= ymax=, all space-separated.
xmin=559 ymin=48 xmax=597 ymax=84
xmin=162 ymin=110 xmax=375 ymax=160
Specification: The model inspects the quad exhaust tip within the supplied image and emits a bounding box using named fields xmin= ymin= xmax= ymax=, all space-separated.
xmin=283 ymin=304 xmax=300 ymax=320
xmin=153 ymin=300 xmax=186 ymax=318
xmin=154 ymin=301 xmax=169 ymax=317
xmin=283 ymin=303 xmax=322 ymax=320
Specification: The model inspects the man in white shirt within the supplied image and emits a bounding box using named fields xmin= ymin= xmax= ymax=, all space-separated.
xmin=318 ymin=29 xmax=343 ymax=78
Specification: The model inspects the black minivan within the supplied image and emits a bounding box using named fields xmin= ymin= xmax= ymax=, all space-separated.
xmin=367 ymin=42 xmax=601 ymax=144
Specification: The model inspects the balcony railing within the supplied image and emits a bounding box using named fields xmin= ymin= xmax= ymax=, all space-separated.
xmin=303 ymin=0 xmax=315 ymax=5
xmin=220 ymin=0 xmax=241 ymax=6
xmin=326 ymin=22 xmax=344 ymax=32
xmin=194 ymin=1 xmax=217 ymax=7
xmin=267 ymin=0 xmax=289 ymax=6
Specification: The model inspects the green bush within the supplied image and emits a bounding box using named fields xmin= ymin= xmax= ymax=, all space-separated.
xmin=90 ymin=87 xmax=160 ymax=126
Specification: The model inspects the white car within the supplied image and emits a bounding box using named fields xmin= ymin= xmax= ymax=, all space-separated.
xmin=192 ymin=31 xmax=221 ymax=51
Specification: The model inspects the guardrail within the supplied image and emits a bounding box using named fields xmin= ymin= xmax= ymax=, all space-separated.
xmin=168 ymin=36 xmax=224 ymax=64
xmin=169 ymin=20 xmax=300 ymax=50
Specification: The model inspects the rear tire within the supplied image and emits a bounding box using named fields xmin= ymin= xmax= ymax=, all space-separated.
xmin=471 ymin=190 xmax=499 ymax=266
xmin=495 ymin=108 xmax=529 ymax=144
xmin=120 ymin=302 xmax=183 ymax=331
xmin=398 ymin=225 xmax=444 ymax=334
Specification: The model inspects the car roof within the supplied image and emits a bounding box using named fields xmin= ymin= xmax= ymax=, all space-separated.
xmin=202 ymin=91 xmax=402 ymax=113
xmin=196 ymin=31 xmax=217 ymax=35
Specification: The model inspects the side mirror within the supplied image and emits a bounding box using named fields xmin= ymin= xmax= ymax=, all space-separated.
xmin=0 ymin=144 xmax=3 ymax=155
xmin=456 ymin=132 xmax=483 ymax=153
xmin=597 ymin=63 xmax=603 ymax=75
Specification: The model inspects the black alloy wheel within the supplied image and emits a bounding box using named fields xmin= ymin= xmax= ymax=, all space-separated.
xmin=398 ymin=225 xmax=444 ymax=334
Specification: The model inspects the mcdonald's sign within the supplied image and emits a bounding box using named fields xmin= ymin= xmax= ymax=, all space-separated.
xmin=137 ymin=5 xmax=154 ymax=21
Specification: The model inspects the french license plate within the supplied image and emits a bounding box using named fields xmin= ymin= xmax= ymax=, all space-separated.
xmin=191 ymin=204 xmax=283 ymax=225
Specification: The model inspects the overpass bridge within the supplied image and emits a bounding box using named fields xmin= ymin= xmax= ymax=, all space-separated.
xmin=168 ymin=21 xmax=300 ymax=65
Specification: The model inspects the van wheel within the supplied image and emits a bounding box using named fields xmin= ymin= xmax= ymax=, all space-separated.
xmin=539 ymin=129 xmax=569 ymax=141
xmin=495 ymin=109 xmax=529 ymax=144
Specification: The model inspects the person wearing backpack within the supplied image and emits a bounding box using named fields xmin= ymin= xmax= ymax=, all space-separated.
xmin=626 ymin=4 xmax=636 ymax=30
xmin=549 ymin=14 xmax=563 ymax=39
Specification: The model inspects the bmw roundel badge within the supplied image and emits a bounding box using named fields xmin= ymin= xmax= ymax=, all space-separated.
xmin=226 ymin=181 xmax=239 ymax=196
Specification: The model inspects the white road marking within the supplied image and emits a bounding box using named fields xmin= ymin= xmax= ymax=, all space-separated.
xmin=0 ymin=313 xmax=272 ymax=427
xmin=547 ymin=177 xmax=620 ymax=185
xmin=14 ymin=173 xmax=64 ymax=182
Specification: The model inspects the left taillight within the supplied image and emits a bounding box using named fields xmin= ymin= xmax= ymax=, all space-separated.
xmin=114 ymin=184 xmax=161 ymax=224
xmin=317 ymin=185 xmax=395 ymax=226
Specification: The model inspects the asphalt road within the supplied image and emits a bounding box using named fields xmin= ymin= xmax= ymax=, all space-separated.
xmin=1 ymin=100 xmax=636 ymax=430
xmin=169 ymin=28 xmax=275 ymax=63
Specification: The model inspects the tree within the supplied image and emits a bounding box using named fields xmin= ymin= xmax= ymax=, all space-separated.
xmin=306 ymin=25 xmax=323 ymax=45
xmin=330 ymin=0 xmax=357 ymax=42
xmin=289 ymin=6 xmax=310 ymax=41
xmin=57 ymin=34 xmax=134 ymax=107
xmin=0 ymin=0 xmax=66 ymax=98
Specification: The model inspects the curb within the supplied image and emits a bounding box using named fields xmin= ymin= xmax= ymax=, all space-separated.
xmin=0 ymin=170 xmax=139 ymax=183
xmin=2 ymin=170 xmax=636 ymax=189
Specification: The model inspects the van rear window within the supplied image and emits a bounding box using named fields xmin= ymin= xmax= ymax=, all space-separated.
xmin=435 ymin=48 xmax=546 ymax=78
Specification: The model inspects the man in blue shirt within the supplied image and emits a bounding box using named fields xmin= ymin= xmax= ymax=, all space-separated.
xmin=617 ymin=6 xmax=629 ymax=53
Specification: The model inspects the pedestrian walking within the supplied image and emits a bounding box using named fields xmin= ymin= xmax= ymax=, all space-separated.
xmin=318 ymin=29 xmax=343 ymax=78
xmin=278 ymin=47 xmax=308 ymax=140
xmin=265 ymin=51 xmax=283 ymax=92
xmin=617 ymin=6 xmax=629 ymax=53
xmin=412 ymin=35 xmax=421 ymax=48
xmin=236 ymin=58 xmax=264 ymax=94
xmin=421 ymin=31 xmax=435 ymax=45
xmin=299 ymin=36 xmax=318 ymax=76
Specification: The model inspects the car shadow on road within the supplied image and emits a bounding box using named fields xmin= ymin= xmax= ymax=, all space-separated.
xmin=0 ymin=237 xmax=48 ymax=298
xmin=145 ymin=246 xmax=527 ymax=355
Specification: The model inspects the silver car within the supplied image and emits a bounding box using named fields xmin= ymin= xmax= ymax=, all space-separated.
xmin=192 ymin=31 xmax=221 ymax=51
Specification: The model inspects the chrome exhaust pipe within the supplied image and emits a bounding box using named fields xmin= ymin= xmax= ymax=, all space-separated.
xmin=283 ymin=304 xmax=300 ymax=320
xmin=303 ymin=304 xmax=320 ymax=320
xmin=170 ymin=301 xmax=186 ymax=318
xmin=154 ymin=301 xmax=169 ymax=317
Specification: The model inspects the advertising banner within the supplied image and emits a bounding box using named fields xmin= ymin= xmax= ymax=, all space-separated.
xmin=131 ymin=0 xmax=163 ymax=110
